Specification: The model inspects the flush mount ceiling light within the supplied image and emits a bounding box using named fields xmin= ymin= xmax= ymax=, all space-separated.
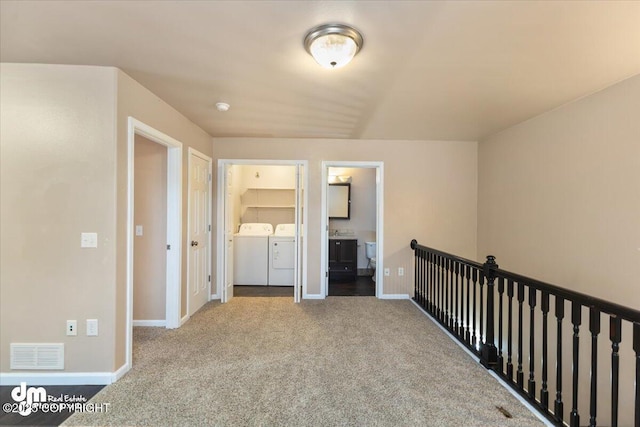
xmin=304 ymin=23 xmax=363 ymax=69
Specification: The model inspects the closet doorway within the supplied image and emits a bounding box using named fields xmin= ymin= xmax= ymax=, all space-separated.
xmin=125 ymin=118 xmax=182 ymax=373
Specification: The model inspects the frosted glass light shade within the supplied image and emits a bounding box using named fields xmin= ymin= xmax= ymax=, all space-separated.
xmin=304 ymin=24 xmax=363 ymax=69
xmin=309 ymin=34 xmax=358 ymax=69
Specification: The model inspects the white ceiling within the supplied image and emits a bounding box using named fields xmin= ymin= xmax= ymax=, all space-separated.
xmin=1 ymin=1 xmax=639 ymax=141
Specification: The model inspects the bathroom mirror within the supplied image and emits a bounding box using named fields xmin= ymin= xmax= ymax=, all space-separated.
xmin=328 ymin=183 xmax=351 ymax=219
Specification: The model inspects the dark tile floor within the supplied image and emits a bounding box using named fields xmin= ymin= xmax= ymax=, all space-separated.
xmin=234 ymin=285 xmax=294 ymax=297
xmin=0 ymin=384 xmax=104 ymax=426
xmin=234 ymin=275 xmax=375 ymax=298
xmin=329 ymin=275 xmax=375 ymax=296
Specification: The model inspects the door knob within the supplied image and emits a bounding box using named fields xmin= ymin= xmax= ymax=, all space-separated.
xmin=191 ymin=240 xmax=199 ymax=247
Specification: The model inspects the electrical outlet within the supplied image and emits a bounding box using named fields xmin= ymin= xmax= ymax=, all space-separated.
xmin=80 ymin=232 xmax=98 ymax=248
xmin=384 ymin=268 xmax=390 ymax=276
xmin=398 ymin=267 xmax=404 ymax=276
xmin=66 ymin=320 xmax=77 ymax=336
xmin=86 ymin=319 xmax=98 ymax=336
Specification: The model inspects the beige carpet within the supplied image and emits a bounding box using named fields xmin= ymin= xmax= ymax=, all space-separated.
xmin=63 ymin=297 xmax=544 ymax=426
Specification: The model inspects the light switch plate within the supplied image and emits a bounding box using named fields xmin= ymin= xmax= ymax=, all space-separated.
xmin=384 ymin=268 xmax=390 ymax=276
xmin=135 ymin=225 xmax=143 ymax=236
xmin=80 ymin=232 xmax=98 ymax=248
xmin=86 ymin=319 xmax=98 ymax=336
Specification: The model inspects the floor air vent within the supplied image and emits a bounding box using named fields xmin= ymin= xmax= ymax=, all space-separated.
xmin=10 ymin=343 xmax=64 ymax=370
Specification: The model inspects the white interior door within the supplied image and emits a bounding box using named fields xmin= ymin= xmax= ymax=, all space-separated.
xmin=188 ymin=152 xmax=210 ymax=316
xmin=294 ymin=165 xmax=303 ymax=302
xmin=222 ymin=164 xmax=234 ymax=302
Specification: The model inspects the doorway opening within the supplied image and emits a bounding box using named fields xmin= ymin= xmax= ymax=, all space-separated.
xmin=132 ymin=135 xmax=168 ymax=322
xmin=216 ymin=160 xmax=308 ymax=303
xmin=321 ymin=161 xmax=384 ymax=298
xmin=126 ymin=118 xmax=182 ymax=373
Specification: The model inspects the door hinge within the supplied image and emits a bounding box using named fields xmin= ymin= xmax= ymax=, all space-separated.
xmin=209 ymin=173 xmax=212 ymax=182
xmin=208 ymin=275 xmax=211 ymax=282
xmin=208 ymin=224 xmax=211 ymax=232
xmin=167 ymin=244 xmax=171 ymax=250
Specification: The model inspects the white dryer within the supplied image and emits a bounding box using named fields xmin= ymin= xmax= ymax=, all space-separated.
xmin=268 ymin=224 xmax=296 ymax=286
xmin=234 ymin=223 xmax=273 ymax=286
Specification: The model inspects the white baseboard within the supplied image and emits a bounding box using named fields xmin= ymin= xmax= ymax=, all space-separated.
xmin=132 ymin=320 xmax=166 ymax=327
xmin=0 ymin=371 xmax=115 ymax=386
xmin=1 ymin=361 xmax=131 ymax=386
xmin=302 ymin=294 xmax=409 ymax=300
xmin=180 ymin=314 xmax=189 ymax=326
xmin=303 ymin=293 xmax=325 ymax=300
xmin=378 ymin=293 xmax=410 ymax=299
xmin=112 ymin=363 xmax=129 ymax=383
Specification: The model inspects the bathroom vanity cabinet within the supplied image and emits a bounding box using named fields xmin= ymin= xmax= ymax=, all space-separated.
xmin=328 ymin=238 xmax=357 ymax=282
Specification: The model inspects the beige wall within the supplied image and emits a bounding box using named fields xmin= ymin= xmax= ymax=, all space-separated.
xmin=0 ymin=63 xmax=214 ymax=376
xmin=133 ymin=135 xmax=167 ymax=321
xmin=0 ymin=64 xmax=117 ymax=372
xmin=478 ymin=74 xmax=640 ymax=308
xmin=235 ymin=164 xmax=296 ymax=228
xmin=115 ymin=70 xmax=214 ymax=369
xmin=478 ymin=75 xmax=639 ymax=424
xmin=213 ymin=138 xmax=478 ymax=296
xmin=239 ymin=165 xmax=296 ymax=190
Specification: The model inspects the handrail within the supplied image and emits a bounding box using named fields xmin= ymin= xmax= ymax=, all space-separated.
xmin=410 ymin=239 xmax=640 ymax=427
xmin=411 ymin=239 xmax=640 ymax=323
xmin=410 ymin=239 xmax=483 ymax=269
xmin=496 ymin=269 xmax=640 ymax=322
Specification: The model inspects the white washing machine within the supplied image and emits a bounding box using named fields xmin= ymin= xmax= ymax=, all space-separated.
xmin=234 ymin=223 xmax=273 ymax=286
xmin=268 ymin=224 xmax=296 ymax=286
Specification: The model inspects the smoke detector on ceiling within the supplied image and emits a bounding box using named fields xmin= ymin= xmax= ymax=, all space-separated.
xmin=215 ymin=102 xmax=230 ymax=112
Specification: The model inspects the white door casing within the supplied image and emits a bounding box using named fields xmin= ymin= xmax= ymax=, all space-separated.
xmin=223 ymin=164 xmax=234 ymax=302
xmin=126 ymin=117 xmax=182 ymax=376
xmin=294 ymin=164 xmax=303 ymax=303
xmin=187 ymin=149 xmax=211 ymax=316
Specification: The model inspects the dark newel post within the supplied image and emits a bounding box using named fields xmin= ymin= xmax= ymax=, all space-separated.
xmin=634 ymin=322 xmax=640 ymax=427
xmin=411 ymin=240 xmax=417 ymax=303
xmin=480 ymin=255 xmax=498 ymax=369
